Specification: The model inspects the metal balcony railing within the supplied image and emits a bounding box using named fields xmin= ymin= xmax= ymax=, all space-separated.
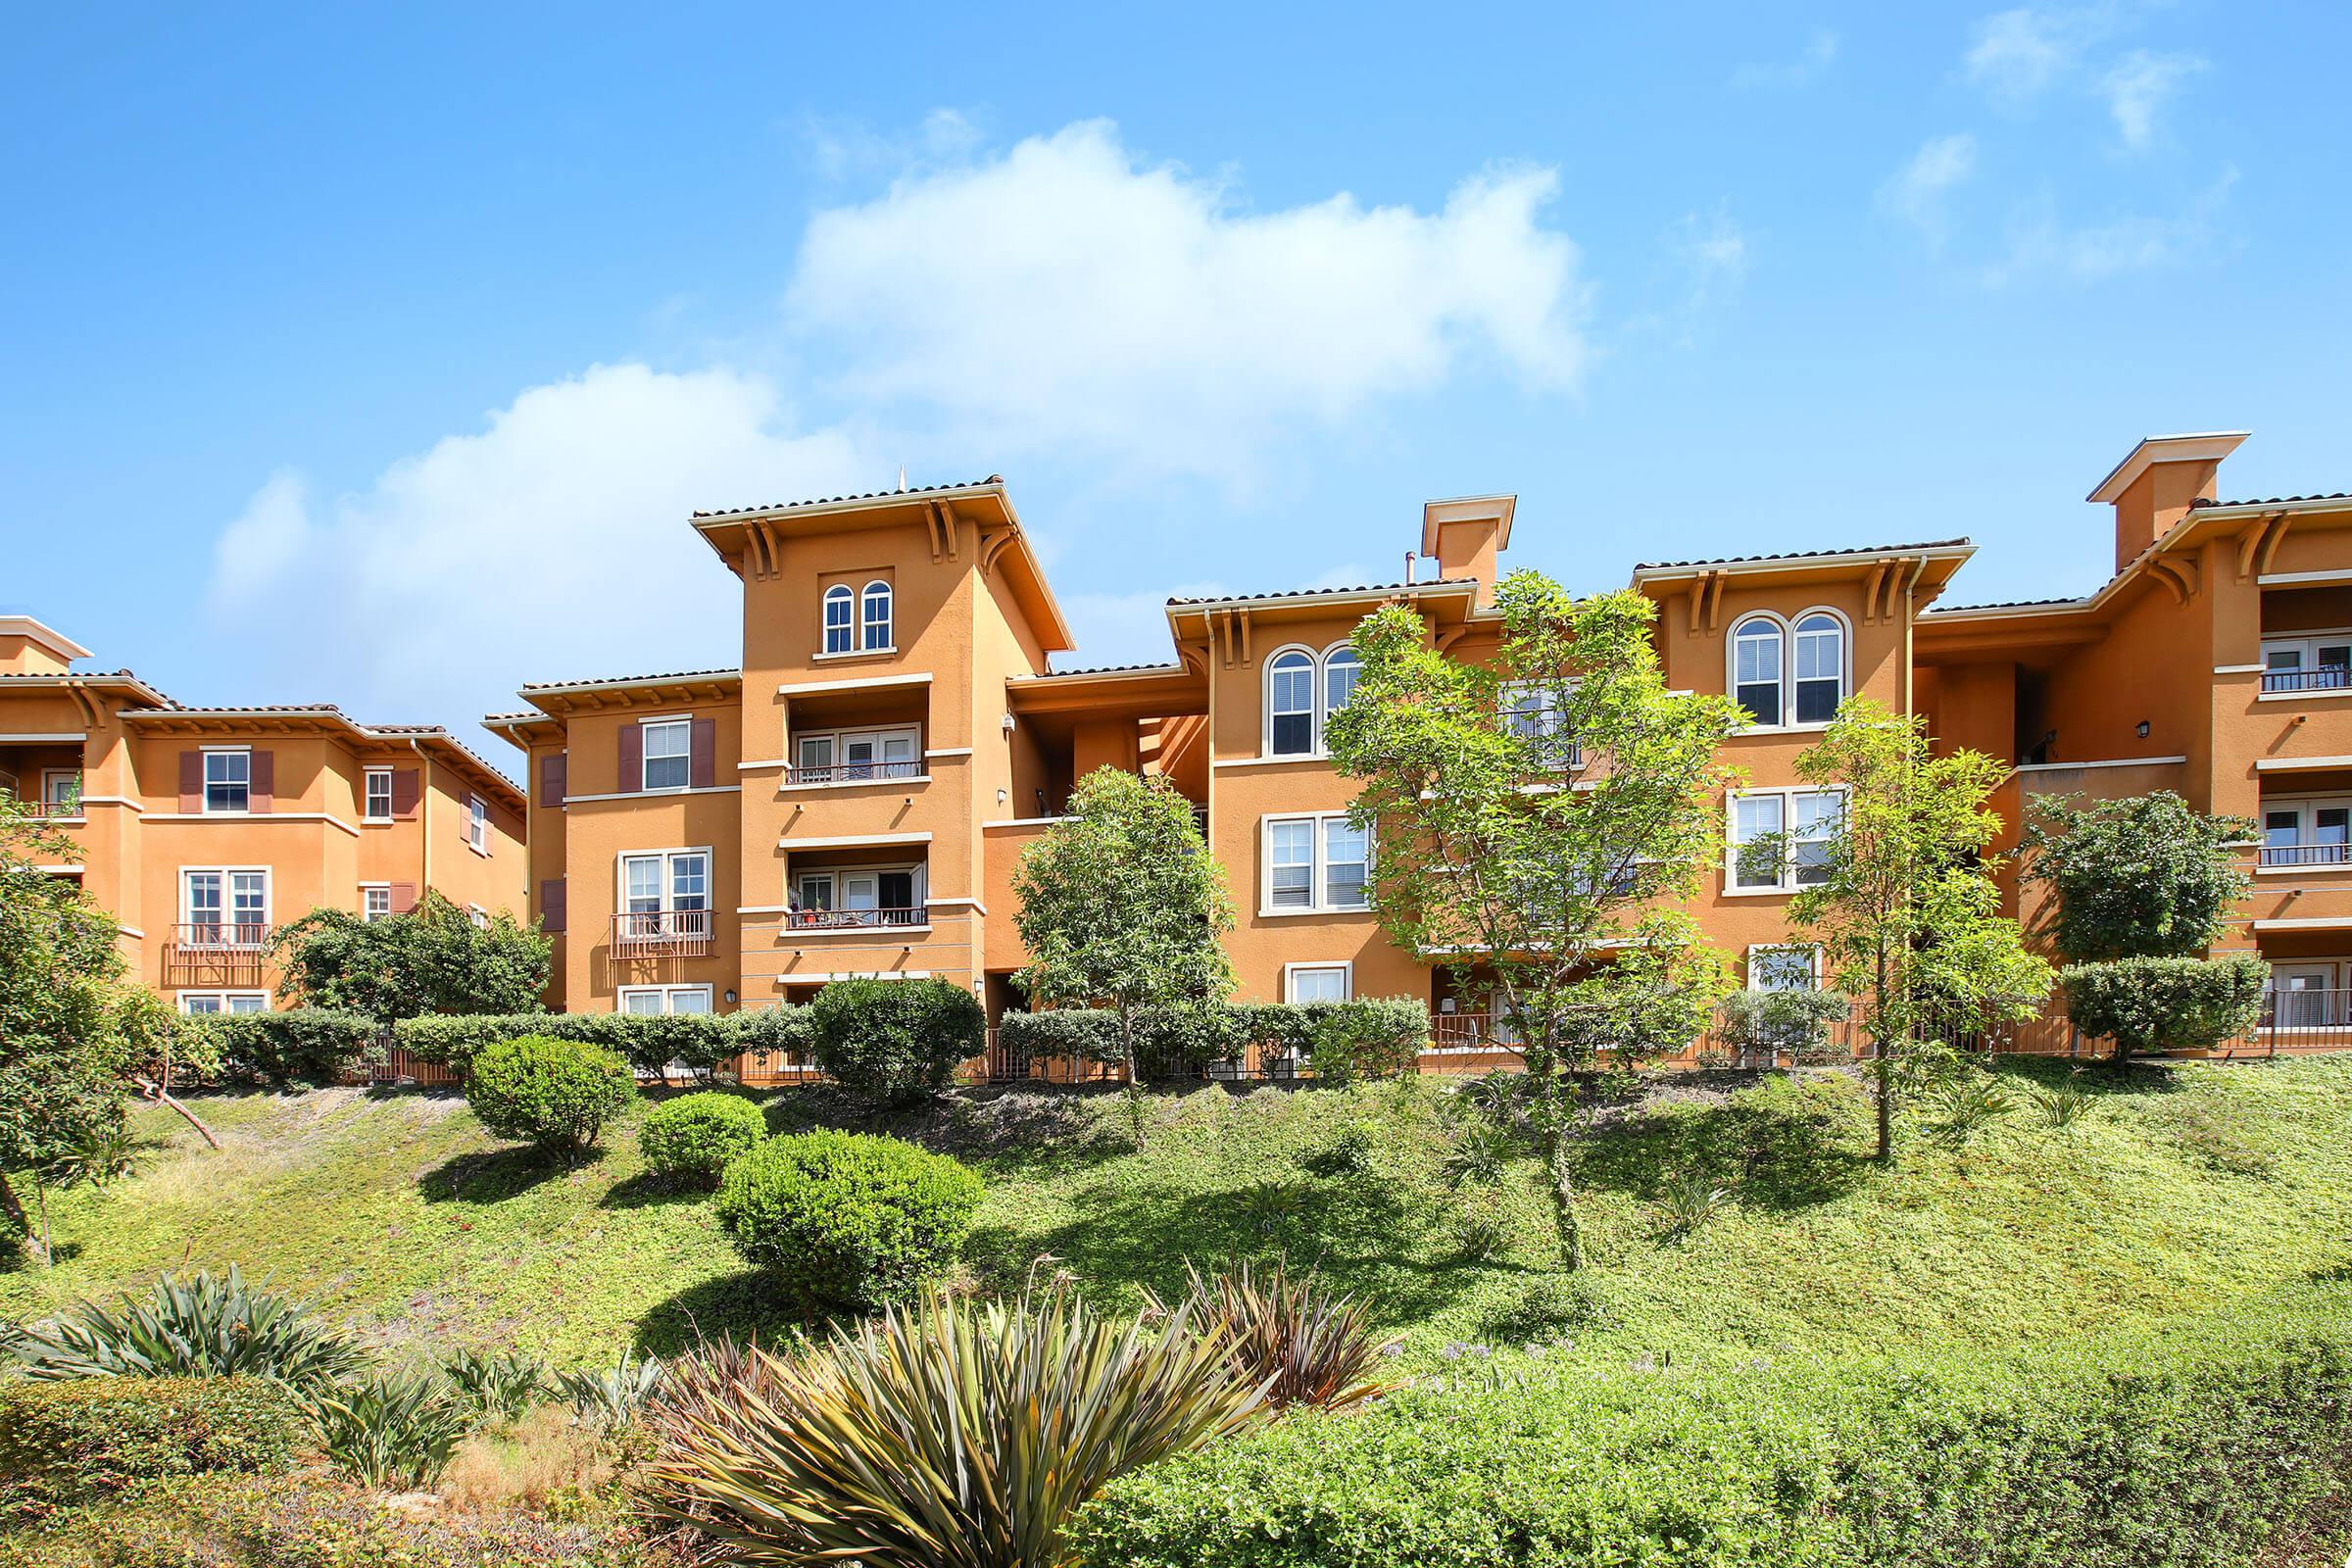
xmin=2261 ymin=666 xmax=2352 ymax=695
xmin=788 ymin=759 xmax=924 ymax=786
xmin=611 ymin=908 xmax=714 ymax=956
xmin=172 ymin=922 xmax=270 ymax=953
xmin=2258 ymin=842 xmax=2352 ymax=868
xmin=784 ymin=906 xmax=927 ymax=931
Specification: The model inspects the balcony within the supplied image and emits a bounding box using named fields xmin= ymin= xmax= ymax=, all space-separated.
xmin=610 ymin=908 xmax=714 ymax=957
xmin=2262 ymin=666 xmax=2352 ymax=697
xmin=783 ymin=906 xmax=926 ymax=932
xmin=2258 ymin=842 xmax=2352 ymax=869
xmin=172 ymin=922 xmax=270 ymax=953
xmin=785 ymin=759 xmax=924 ymax=787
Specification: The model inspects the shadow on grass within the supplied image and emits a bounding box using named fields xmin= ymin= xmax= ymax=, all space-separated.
xmin=416 ymin=1143 xmax=602 ymax=1203
xmin=634 ymin=1267 xmax=835 ymax=1357
xmin=1573 ymin=1075 xmax=1876 ymax=1212
xmin=599 ymin=1170 xmax=711 ymax=1211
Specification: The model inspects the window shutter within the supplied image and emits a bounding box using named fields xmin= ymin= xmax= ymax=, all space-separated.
xmin=248 ymin=750 xmax=273 ymax=813
xmin=541 ymin=878 xmax=566 ymax=934
xmin=616 ymin=724 xmax=642 ymax=794
xmin=538 ymin=753 xmax=566 ymax=809
xmin=389 ymin=881 xmax=418 ymax=914
xmin=390 ymin=769 xmax=420 ymax=819
xmin=177 ymin=751 xmax=202 ymax=811
xmin=691 ymin=717 xmax=716 ymax=788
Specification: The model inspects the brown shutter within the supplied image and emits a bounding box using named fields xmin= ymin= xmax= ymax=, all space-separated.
xmin=691 ymin=717 xmax=716 ymax=788
xmin=391 ymin=769 xmax=420 ymax=819
xmin=177 ymin=751 xmax=202 ymax=811
xmin=538 ymin=753 xmax=567 ymax=808
xmin=616 ymin=724 xmax=642 ymax=794
xmin=541 ymin=878 xmax=566 ymax=934
xmin=389 ymin=881 xmax=418 ymax=913
xmin=247 ymin=750 xmax=273 ymax=813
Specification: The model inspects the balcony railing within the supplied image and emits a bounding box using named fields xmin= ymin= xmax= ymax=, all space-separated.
xmin=610 ymin=908 xmax=714 ymax=956
xmin=2261 ymin=666 xmax=2352 ymax=695
xmin=2258 ymin=842 xmax=2352 ymax=868
xmin=788 ymin=759 xmax=923 ymax=786
xmin=784 ymin=906 xmax=927 ymax=931
xmin=172 ymin=922 xmax=270 ymax=953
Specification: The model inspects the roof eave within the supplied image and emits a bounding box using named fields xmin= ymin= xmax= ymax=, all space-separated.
xmin=1628 ymin=542 xmax=1975 ymax=585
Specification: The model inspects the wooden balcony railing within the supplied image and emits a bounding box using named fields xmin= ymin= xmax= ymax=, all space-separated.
xmin=2258 ymin=843 xmax=2352 ymax=868
xmin=2261 ymin=666 xmax=2352 ymax=695
xmin=610 ymin=908 xmax=714 ymax=956
xmin=784 ymin=906 xmax=927 ymax=932
xmin=172 ymin=922 xmax=271 ymax=953
xmin=788 ymin=759 xmax=924 ymax=786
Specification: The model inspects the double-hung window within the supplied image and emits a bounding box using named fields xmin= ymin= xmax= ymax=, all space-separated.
xmin=1731 ymin=612 xmax=1846 ymax=728
xmin=618 ymin=848 xmax=710 ymax=946
xmin=203 ymin=749 xmax=250 ymax=813
xmin=179 ymin=992 xmax=268 ymax=1015
xmin=1264 ymin=643 xmax=1363 ymax=758
xmin=1285 ymin=963 xmax=1352 ymax=1004
xmin=41 ymin=769 xmax=80 ymax=815
xmin=1264 ymin=813 xmax=1372 ymax=912
xmin=822 ymin=585 xmax=856 ymax=655
xmin=1732 ymin=620 xmax=1783 ymax=727
xmin=1503 ymin=681 xmax=1580 ymax=769
xmin=1792 ymin=614 xmax=1844 ymax=723
xmin=365 ymin=767 xmax=393 ymax=821
xmin=466 ymin=794 xmax=489 ymax=854
xmin=362 ymin=885 xmax=392 ymax=922
xmin=1747 ymin=945 xmax=1821 ymax=992
xmin=184 ymin=867 xmax=268 ymax=948
xmin=2262 ymin=635 xmax=2352 ymax=695
xmin=642 ymin=718 xmax=691 ymax=791
xmin=619 ymin=984 xmax=713 ymax=1016
xmin=861 ymin=580 xmax=893 ymax=650
xmin=2261 ymin=798 xmax=2352 ymax=868
xmin=1729 ymin=788 xmax=1842 ymax=892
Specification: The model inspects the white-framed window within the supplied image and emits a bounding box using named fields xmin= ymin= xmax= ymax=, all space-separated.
xmin=1284 ymin=962 xmax=1352 ymax=1004
xmin=365 ymin=767 xmax=393 ymax=821
xmin=1502 ymin=681 xmax=1581 ymax=769
xmin=1729 ymin=610 xmax=1848 ymax=729
xmin=822 ymin=584 xmax=856 ymax=656
xmin=1728 ymin=787 xmax=1843 ymax=892
xmin=362 ymin=884 xmax=392 ymax=922
xmin=2260 ymin=797 xmax=2352 ymax=868
xmin=203 ymin=748 xmax=250 ymax=813
xmin=2263 ymin=633 xmax=2352 ymax=695
xmin=861 ymin=579 xmax=893 ymax=651
xmin=620 ymin=848 xmax=710 ymax=915
xmin=1746 ymin=944 xmax=1822 ymax=991
xmin=789 ymin=864 xmax=923 ymax=928
xmin=466 ymin=793 xmax=489 ymax=854
xmin=177 ymin=991 xmax=269 ymax=1015
xmin=2270 ymin=961 xmax=2346 ymax=1027
xmin=182 ymin=867 xmax=269 ymax=947
xmin=467 ymin=904 xmax=489 ymax=929
xmin=641 ymin=718 xmax=692 ymax=791
xmin=1263 ymin=812 xmax=1372 ymax=913
xmin=1262 ymin=642 xmax=1365 ymax=758
xmin=619 ymin=984 xmax=714 ymax=1016
xmin=41 ymin=768 xmax=80 ymax=814
xmin=791 ymin=725 xmax=920 ymax=783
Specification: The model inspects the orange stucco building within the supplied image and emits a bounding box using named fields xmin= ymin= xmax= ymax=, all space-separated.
xmin=482 ymin=433 xmax=2352 ymax=1037
xmin=0 ymin=617 xmax=526 ymax=1013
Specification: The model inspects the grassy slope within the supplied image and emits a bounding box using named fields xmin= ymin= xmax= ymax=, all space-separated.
xmin=3 ymin=1055 xmax=2347 ymax=1369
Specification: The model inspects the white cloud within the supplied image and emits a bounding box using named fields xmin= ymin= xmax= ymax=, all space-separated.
xmin=1879 ymin=134 xmax=1979 ymax=244
xmin=783 ymin=121 xmax=1589 ymax=481
xmin=1982 ymin=167 xmax=2237 ymax=284
xmin=1732 ymin=27 xmax=1840 ymax=89
xmin=208 ymin=364 xmax=875 ymax=734
xmin=2101 ymin=50 xmax=2205 ymax=149
xmin=1963 ymin=5 xmax=2107 ymax=104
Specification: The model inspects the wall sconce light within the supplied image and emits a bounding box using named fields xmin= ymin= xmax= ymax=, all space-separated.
xmin=997 ymin=788 xmax=1008 ymax=805
xmin=723 ymin=989 xmax=738 ymax=1004
xmin=1001 ymin=712 xmax=1016 ymax=733
xmin=2135 ymin=720 xmax=2150 ymax=739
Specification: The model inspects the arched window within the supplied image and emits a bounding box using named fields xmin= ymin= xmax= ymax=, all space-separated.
xmin=1792 ymin=612 xmax=1844 ymax=724
xmin=1268 ymin=650 xmax=1316 ymax=755
xmin=860 ymin=580 xmax=893 ymax=651
xmin=821 ymin=585 xmax=854 ymax=656
xmin=1732 ymin=616 xmax=1784 ymax=727
xmin=1323 ymin=647 xmax=1361 ymax=722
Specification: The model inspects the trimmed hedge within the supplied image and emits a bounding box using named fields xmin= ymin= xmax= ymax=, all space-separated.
xmin=395 ymin=1004 xmax=813 ymax=1078
xmin=466 ymin=1035 xmax=634 ymax=1151
xmin=1067 ymin=1283 xmax=2352 ymax=1568
xmin=808 ymin=978 xmax=986 ymax=1100
xmin=174 ymin=1008 xmax=379 ymax=1088
xmin=0 ymin=1376 xmax=302 ymax=1512
xmin=639 ymin=1090 xmax=767 ymax=1184
xmin=998 ymin=999 xmax=1431 ymax=1080
xmin=714 ymin=1129 xmax=982 ymax=1309
xmin=2062 ymin=955 xmax=2268 ymax=1057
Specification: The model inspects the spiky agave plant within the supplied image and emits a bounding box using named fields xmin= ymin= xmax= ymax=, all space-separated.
xmin=643 ymin=1286 xmax=1267 ymax=1568
xmin=5 ymin=1266 xmax=367 ymax=1392
xmin=1160 ymin=1259 xmax=1399 ymax=1413
xmin=310 ymin=1366 xmax=475 ymax=1490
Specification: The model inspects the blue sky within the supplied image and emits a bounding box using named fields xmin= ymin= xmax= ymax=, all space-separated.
xmin=6 ymin=2 xmax=2347 ymax=751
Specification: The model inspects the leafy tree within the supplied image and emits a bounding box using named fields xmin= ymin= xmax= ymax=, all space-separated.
xmin=2021 ymin=791 xmax=2254 ymax=962
xmin=1011 ymin=768 xmax=1236 ymax=1128
xmin=1784 ymin=699 xmax=2051 ymax=1160
xmin=270 ymin=889 xmax=549 ymax=1021
xmin=1326 ymin=574 xmax=1742 ymax=1270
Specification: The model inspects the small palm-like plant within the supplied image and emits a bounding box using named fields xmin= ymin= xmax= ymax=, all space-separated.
xmin=643 ymin=1285 xmax=1266 ymax=1568
xmin=1156 ymin=1260 xmax=1398 ymax=1413
xmin=310 ymin=1367 xmax=474 ymax=1489
xmin=2031 ymin=1075 xmax=2097 ymax=1134
xmin=1241 ymin=1179 xmax=1304 ymax=1238
xmin=443 ymin=1346 xmax=546 ymax=1422
xmin=555 ymin=1347 xmax=666 ymax=1430
xmin=4 ymin=1267 xmax=367 ymax=1392
xmin=1442 ymin=1121 xmax=1512 ymax=1189
xmin=1925 ymin=1070 xmax=2015 ymax=1151
xmin=1657 ymin=1170 xmax=1734 ymax=1241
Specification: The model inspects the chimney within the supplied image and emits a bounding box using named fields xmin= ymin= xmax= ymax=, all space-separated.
xmin=2087 ymin=432 xmax=2248 ymax=573
xmin=0 ymin=616 xmax=90 ymax=675
xmin=1420 ymin=495 xmax=1517 ymax=603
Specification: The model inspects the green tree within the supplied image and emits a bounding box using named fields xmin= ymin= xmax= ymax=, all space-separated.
xmin=1011 ymin=768 xmax=1236 ymax=1126
xmin=2021 ymin=791 xmax=2254 ymax=962
xmin=270 ymin=890 xmax=549 ymax=1021
xmin=1784 ymin=699 xmax=2051 ymax=1160
xmin=1326 ymin=575 xmax=1742 ymax=1270
xmin=0 ymin=795 xmax=145 ymax=1259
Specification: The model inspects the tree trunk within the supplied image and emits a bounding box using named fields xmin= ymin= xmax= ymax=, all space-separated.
xmin=1873 ymin=948 xmax=1893 ymax=1162
xmin=1532 ymin=1028 xmax=1584 ymax=1272
xmin=32 ymin=1180 xmax=50 ymax=1268
xmin=134 ymin=1077 xmax=222 ymax=1151
xmin=0 ymin=1172 xmax=37 ymax=1263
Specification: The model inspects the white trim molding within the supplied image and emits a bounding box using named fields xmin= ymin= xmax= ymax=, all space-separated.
xmin=2014 ymin=756 xmax=2188 ymax=773
xmin=0 ymin=732 xmax=87 ymax=744
xmin=2258 ymin=568 xmax=2352 ymax=587
xmin=982 ymin=816 xmax=1069 ymax=829
xmin=775 ymin=830 xmax=933 ymax=850
xmin=775 ymin=671 xmax=932 ymax=698
xmin=145 ymin=810 xmax=360 ymax=837
xmin=2252 ymin=916 xmax=2352 ymax=932
xmin=564 ymin=784 xmax=743 ymax=804
xmin=923 ymin=747 xmax=975 ymax=760
xmin=2215 ymin=663 xmax=2268 ymax=675
xmin=2255 ymin=756 xmax=2352 ymax=773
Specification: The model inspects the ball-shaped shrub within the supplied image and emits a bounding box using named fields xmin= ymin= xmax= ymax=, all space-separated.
xmin=466 ymin=1034 xmax=634 ymax=1152
xmin=808 ymin=978 xmax=985 ymax=1102
xmin=639 ymin=1091 xmax=766 ymax=1185
xmin=714 ymin=1129 xmax=983 ymax=1309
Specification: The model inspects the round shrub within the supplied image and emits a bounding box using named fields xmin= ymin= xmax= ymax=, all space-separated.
xmin=466 ymin=1034 xmax=633 ymax=1152
xmin=714 ymin=1130 xmax=983 ymax=1309
xmin=639 ymin=1091 xmax=766 ymax=1185
xmin=808 ymin=978 xmax=985 ymax=1101
xmin=0 ymin=1376 xmax=302 ymax=1510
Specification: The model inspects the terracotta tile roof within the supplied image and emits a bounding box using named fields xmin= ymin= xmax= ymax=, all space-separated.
xmin=1925 ymin=596 xmax=2090 ymax=613
xmin=0 ymin=668 xmax=175 ymax=704
xmin=692 ymin=477 xmax=1003 ymax=519
xmin=1166 ymin=578 xmax=1479 ymax=608
xmin=1635 ymin=539 xmax=1971 ymax=571
xmin=518 ymin=666 xmax=742 ymax=692
xmin=1021 ymin=661 xmax=1189 ymax=679
xmin=2192 ymin=492 xmax=2352 ymax=509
